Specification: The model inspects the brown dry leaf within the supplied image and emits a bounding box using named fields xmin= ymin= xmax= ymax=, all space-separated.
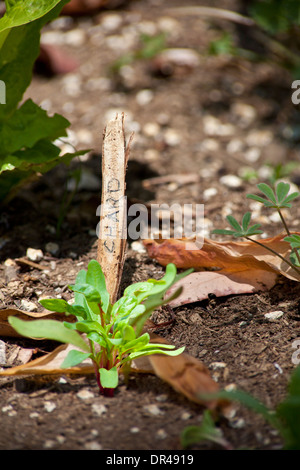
xmin=0 ymin=329 xmax=223 ymax=409
xmin=144 ymin=235 xmax=300 ymax=280
xmin=143 ymin=234 xmax=300 ymax=305
xmin=0 ymin=343 xmax=94 ymax=377
xmin=146 ymin=333 xmax=225 ymax=410
xmin=0 ymin=308 xmax=74 ymax=337
xmin=167 ymin=270 xmax=277 ymax=307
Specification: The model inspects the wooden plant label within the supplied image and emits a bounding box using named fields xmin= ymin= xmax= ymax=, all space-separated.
xmin=97 ymin=113 xmax=132 ymax=303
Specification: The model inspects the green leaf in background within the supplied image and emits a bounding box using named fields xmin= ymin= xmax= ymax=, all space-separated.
xmin=0 ymin=99 xmax=69 ymax=156
xmin=276 ymin=366 xmax=300 ymax=450
xmin=0 ymin=0 xmax=86 ymax=203
xmin=0 ymin=0 xmax=66 ymax=34
xmin=249 ymin=0 xmax=300 ymax=34
xmin=181 ymin=409 xmax=231 ymax=449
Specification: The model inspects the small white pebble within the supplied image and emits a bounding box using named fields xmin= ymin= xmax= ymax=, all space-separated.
xmin=143 ymin=404 xmax=164 ymax=416
xmin=227 ymin=139 xmax=243 ymax=154
xmin=85 ymin=441 xmax=103 ymax=450
xmin=163 ymin=128 xmax=181 ymax=146
xmin=210 ymin=361 xmax=227 ymax=370
xmin=26 ymin=248 xmax=44 ymax=262
xmin=245 ymin=129 xmax=273 ymax=147
xmin=91 ymin=403 xmax=107 ymax=416
xmin=44 ymin=401 xmax=56 ymax=413
xmin=155 ymin=394 xmax=168 ymax=402
xmin=244 ymin=147 xmax=261 ymax=162
xmin=64 ymin=29 xmax=86 ymax=47
xmin=29 ymin=412 xmax=40 ymax=419
xmin=203 ymin=187 xmax=217 ymax=201
xmin=220 ymin=174 xmax=243 ymax=189
xmin=2 ymin=405 xmax=13 ymax=413
xmin=77 ymin=389 xmax=95 ymax=400
xmin=136 ymin=89 xmax=154 ymax=106
xmin=181 ymin=411 xmax=192 ymax=420
xmin=264 ymin=311 xmax=284 ymax=321
xmin=56 ymin=435 xmax=66 ymax=444
xmin=143 ymin=122 xmax=160 ymax=137
xmin=274 ymin=362 xmax=283 ymax=374
xmin=0 ymin=340 xmax=6 ymax=364
xmin=20 ymin=299 xmax=37 ymax=312
xmin=131 ymin=241 xmax=146 ymax=253
xmin=101 ymin=13 xmax=123 ymax=32
xmin=156 ymin=429 xmax=167 ymax=440
xmin=130 ymin=427 xmax=140 ymax=433
xmin=43 ymin=440 xmax=56 ymax=449
xmin=230 ymin=417 xmax=246 ymax=429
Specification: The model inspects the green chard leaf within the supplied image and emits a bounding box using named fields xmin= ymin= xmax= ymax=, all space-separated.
xmin=8 ymin=317 xmax=89 ymax=352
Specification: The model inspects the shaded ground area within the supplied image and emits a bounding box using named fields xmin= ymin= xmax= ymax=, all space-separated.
xmin=1 ymin=0 xmax=300 ymax=450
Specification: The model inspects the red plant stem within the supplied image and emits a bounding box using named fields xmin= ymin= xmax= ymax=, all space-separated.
xmin=98 ymin=303 xmax=105 ymax=327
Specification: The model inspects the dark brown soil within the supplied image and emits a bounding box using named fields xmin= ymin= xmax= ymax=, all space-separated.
xmin=1 ymin=0 xmax=300 ymax=451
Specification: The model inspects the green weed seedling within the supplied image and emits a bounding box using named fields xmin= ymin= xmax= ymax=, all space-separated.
xmin=212 ymin=181 xmax=300 ymax=277
xmin=9 ymin=261 xmax=192 ymax=396
xmin=182 ymin=365 xmax=300 ymax=450
xmin=181 ymin=409 xmax=233 ymax=450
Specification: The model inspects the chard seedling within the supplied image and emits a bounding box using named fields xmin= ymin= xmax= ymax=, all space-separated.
xmin=9 ymin=260 xmax=192 ymax=396
xmin=212 ymin=181 xmax=300 ymax=276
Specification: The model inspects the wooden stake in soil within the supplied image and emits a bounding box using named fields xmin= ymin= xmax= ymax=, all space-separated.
xmin=97 ymin=113 xmax=132 ymax=303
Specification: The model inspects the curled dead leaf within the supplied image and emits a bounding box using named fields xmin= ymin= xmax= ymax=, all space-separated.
xmin=0 ymin=343 xmax=94 ymax=377
xmin=132 ymin=333 xmax=227 ymax=410
xmin=0 ymin=308 xmax=74 ymax=337
xmin=143 ymin=235 xmax=300 ymax=305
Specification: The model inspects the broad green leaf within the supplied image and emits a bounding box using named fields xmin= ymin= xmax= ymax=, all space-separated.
xmin=0 ymin=0 xmax=68 ymax=34
xmin=128 ymin=345 xmax=185 ymax=360
xmin=276 ymin=182 xmax=291 ymax=203
xmin=99 ymin=367 xmax=118 ymax=389
xmin=283 ymin=192 xmax=300 ymax=204
xmin=246 ymin=193 xmax=270 ymax=205
xmin=0 ymin=1 xmax=68 ymax=117
xmin=257 ymin=183 xmax=277 ymax=203
xmin=60 ymin=349 xmax=92 ymax=369
xmin=0 ymin=99 xmax=69 ymax=156
xmin=86 ymin=260 xmax=109 ymax=313
xmin=0 ymin=142 xmax=83 ymax=202
xmin=212 ymin=229 xmax=237 ymax=236
xmin=284 ymin=234 xmax=300 ymax=248
xmin=119 ymin=332 xmax=150 ymax=354
xmin=8 ymin=317 xmax=89 ymax=352
xmin=111 ymin=295 xmax=139 ymax=318
xmin=69 ymin=283 xmax=101 ymax=303
xmin=73 ymin=320 xmax=103 ymax=334
xmin=226 ymin=215 xmax=242 ymax=232
xmin=87 ymin=331 xmax=107 ymax=347
xmin=39 ymin=298 xmax=69 ymax=313
xmin=242 ymin=212 xmax=251 ymax=231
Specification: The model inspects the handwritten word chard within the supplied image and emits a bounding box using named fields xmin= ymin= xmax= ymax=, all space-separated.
xmin=9 ymin=260 xmax=192 ymax=396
